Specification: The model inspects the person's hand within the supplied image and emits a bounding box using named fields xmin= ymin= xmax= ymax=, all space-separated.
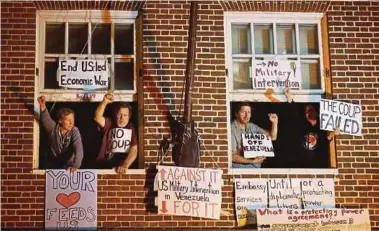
xmin=103 ymin=93 xmax=114 ymax=104
xmin=249 ymin=156 xmax=266 ymax=164
xmin=334 ymin=128 xmax=341 ymax=136
xmin=116 ymin=166 xmax=128 ymax=174
xmin=268 ymin=113 xmax=278 ymax=124
xmin=67 ymin=167 xmax=77 ymax=172
xmin=284 ymin=88 xmax=293 ymax=103
xmin=328 ymin=128 xmax=341 ymax=141
xmin=37 ymin=96 xmax=47 ymax=112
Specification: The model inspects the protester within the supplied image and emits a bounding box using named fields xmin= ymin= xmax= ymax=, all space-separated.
xmin=94 ymin=93 xmax=137 ymax=174
xmin=284 ymin=88 xmax=339 ymax=168
xmin=38 ymin=96 xmax=83 ymax=171
xmin=231 ymin=102 xmax=278 ymax=168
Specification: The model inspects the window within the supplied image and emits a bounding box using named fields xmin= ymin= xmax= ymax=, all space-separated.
xmin=34 ymin=11 xmax=143 ymax=171
xmin=225 ymin=13 xmax=335 ymax=173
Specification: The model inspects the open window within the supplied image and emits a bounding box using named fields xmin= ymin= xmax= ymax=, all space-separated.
xmin=34 ymin=11 xmax=144 ymax=171
xmin=225 ymin=12 xmax=335 ymax=173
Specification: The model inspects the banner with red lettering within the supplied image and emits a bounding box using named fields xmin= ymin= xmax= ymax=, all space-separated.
xmin=45 ymin=170 xmax=97 ymax=230
xmin=257 ymin=208 xmax=371 ymax=231
xmin=156 ymin=166 xmax=223 ymax=219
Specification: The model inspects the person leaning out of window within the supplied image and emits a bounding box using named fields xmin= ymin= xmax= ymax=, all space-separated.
xmin=231 ymin=102 xmax=278 ymax=168
xmin=38 ymin=96 xmax=83 ymax=171
xmin=94 ymin=93 xmax=138 ymax=174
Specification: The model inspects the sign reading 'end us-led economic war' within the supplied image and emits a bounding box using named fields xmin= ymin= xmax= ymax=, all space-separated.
xmin=156 ymin=166 xmax=223 ymax=219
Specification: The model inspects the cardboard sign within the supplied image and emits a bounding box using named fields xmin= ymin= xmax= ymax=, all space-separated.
xmin=58 ymin=59 xmax=109 ymax=89
xmin=242 ymin=133 xmax=274 ymax=158
xmin=45 ymin=170 xmax=97 ymax=230
xmin=106 ymin=128 xmax=132 ymax=153
xmin=253 ymin=60 xmax=301 ymax=90
xmin=296 ymin=179 xmax=335 ymax=209
xmin=235 ymin=179 xmax=268 ymax=227
xmin=320 ymin=99 xmax=362 ymax=136
xmin=257 ymin=208 xmax=371 ymax=231
xmin=156 ymin=166 xmax=223 ymax=219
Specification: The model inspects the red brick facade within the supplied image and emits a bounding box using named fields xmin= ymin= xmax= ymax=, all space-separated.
xmin=1 ymin=0 xmax=379 ymax=229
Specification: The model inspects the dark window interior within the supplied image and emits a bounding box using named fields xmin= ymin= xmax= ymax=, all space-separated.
xmin=39 ymin=102 xmax=139 ymax=169
xmin=230 ymin=102 xmax=332 ymax=168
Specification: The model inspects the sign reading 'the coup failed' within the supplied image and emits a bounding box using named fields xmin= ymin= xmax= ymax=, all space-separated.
xmin=320 ymin=99 xmax=362 ymax=136
xmin=58 ymin=59 xmax=109 ymax=89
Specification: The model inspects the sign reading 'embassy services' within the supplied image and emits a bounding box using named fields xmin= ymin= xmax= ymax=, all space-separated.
xmin=58 ymin=59 xmax=109 ymax=89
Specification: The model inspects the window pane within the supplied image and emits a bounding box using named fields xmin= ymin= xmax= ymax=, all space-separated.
xmin=45 ymin=23 xmax=65 ymax=54
xmin=92 ymin=24 xmax=111 ymax=54
xmin=44 ymin=61 xmax=59 ymax=89
xmin=254 ymin=24 xmax=273 ymax=54
xmin=299 ymin=24 xmax=319 ymax=55
xmin=277 ymin=24 xmax=296 ymax=55
xmin=232 ymin=24 xmax=251 ymax=54
xmin=115 ymin=24 xmax=134 ymax=55
xmin=69 ymin=24 xmax=88 ymax=54
xmin=233 ymin=59 xmax=251 ymax=90
xmin=115 ymin=60 xmax=134 ymax=90
xmin=301 ymin=59 xmax=320 ymax=89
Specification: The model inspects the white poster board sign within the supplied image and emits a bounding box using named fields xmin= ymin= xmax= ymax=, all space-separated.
xmin=45 ymin=170 xmax=97 ymax=230
xmin=257 ymin=208 xmax=371 ymax=231
xmin=253 ymin=60 xmax=301 ymax=90
xmin=106 ymin=128 xmax=132 ymax=153
xmin=58 ymin=59 xmax=109 ymax=89
xmin=242 ymin=133 xmax=274 ymax=158
xmin=296 ymin=178 xmax=335 ymax=209
xmin=235 ymin=179 xmax=268 ymax=227
xmin=156 ymin=166 xmax=223 ymax=219
xmin=320 ymin=99 xmax=362 ymax=136
xmin=268 ymin=179 xmax=302 ymax=209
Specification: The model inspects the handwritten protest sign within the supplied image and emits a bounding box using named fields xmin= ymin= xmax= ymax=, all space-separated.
xmin=296 ymin=179 xmax=335 ymax=209
xmin=268 ymin=179 xmax=302 ymax=209
xmin=257 ymin=208 xmax=371 ymax=231
xmin=235 ymin=179 xmax=268 ymax=226
xmin=106 ymin=128 xmax=132 ymax=153
xmin=58 ymin=59 xmax=109 ymax=89
xmin=242 ymin=133 xmax=274 ymax=158
xmin=45 ymin=170 xmax=97 ymax=230
xmin=253 ymin=60 xmax=301 ymax=90
xmin=320 ymin=99 xmax=362 ymax=136
xmin=156 ymin=166 xmax=222 ymax=219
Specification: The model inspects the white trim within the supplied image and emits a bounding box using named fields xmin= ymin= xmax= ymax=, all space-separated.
xmin=224 ymin=12 xmax=323 ymax=22
xmin=228 ymin=168 xmax=339 ymax=175
xmin=37 ymin=10 xmax=138 ymax=21
xmin=32 ymin=169 xmax=146 ymax=175
xmin=229 ymin=93 xmax=321 ymax=102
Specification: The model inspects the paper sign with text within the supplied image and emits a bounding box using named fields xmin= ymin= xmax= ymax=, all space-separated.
xmin=268 ymin=179 xmax=302 ymax=209
xmin=45 ymin=170 xmax=97 ymax=230
xmin=320 ymin=99 xmax=362 ymax=136
xmin=257 ymin=208 xmax=371 ymax=231
xmin=58 ymin=59 xmax=109 ymax=89
xmin=106 ymin=128 xmax=132 ymax=153
xmin=156 ymin=166 xmax=223 ymax=219
xmin=253 ymin=60 xmax=301 ymax=90
xmin=295 ymin=178 xmax=335 ymax=209
xmin=235 ymin=179 xmax=268 ymax=227
xmin=242 ymin=133 xmax=274 ymax=158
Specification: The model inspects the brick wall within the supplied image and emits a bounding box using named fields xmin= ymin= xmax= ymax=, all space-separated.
xmin=1 ymin=0 xmax=378 ymax=229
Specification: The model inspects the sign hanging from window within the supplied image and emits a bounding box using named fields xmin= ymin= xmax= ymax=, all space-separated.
xmin=252 ymin=60 xmax=301 ymax=90
xmin=58 ymin=59 xmax=109 ymax=90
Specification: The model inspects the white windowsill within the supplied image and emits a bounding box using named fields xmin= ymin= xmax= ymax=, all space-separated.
xmin=32 ymin=169 xmax=146 ymax=175
xmin=227 ymin=168 xmax=338 ymax=175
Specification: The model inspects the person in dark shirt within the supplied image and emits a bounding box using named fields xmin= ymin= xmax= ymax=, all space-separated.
xmin=38 ymin=96 xmax=83 ymax=171
xmin=94 ymin=93 xmax=138 ymax=174
xmin=284 ymin=88 xmax=339 ymax=168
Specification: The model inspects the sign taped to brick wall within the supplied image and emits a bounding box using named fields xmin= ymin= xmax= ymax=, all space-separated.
xmin=106 ymin=128 xmax=132 ymax=153
xmin=58 ymin=59 xmax=109 ymax=89
xmin=242 ymin=133 xmax=274 ymax=158
xmin=253 ymin=60 xmax=301 ymax=90
xmin=156 ymin=166 xmax=223 ymax=219
xmin=320 ymin=99 xmax=362 ymax=136
xmin=234 ymin=178 xmax=335 ymax=227
xmin=257 ymin=208 xmax=371 ymax=231
xmin=45 ymin=170 xmax=97 ymax=230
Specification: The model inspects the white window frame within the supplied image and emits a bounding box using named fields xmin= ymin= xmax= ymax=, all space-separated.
xmin=33 ymin=11 xmax=145 ymax=174
xmin=224 ymin=12 xmax=337 ymax=175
